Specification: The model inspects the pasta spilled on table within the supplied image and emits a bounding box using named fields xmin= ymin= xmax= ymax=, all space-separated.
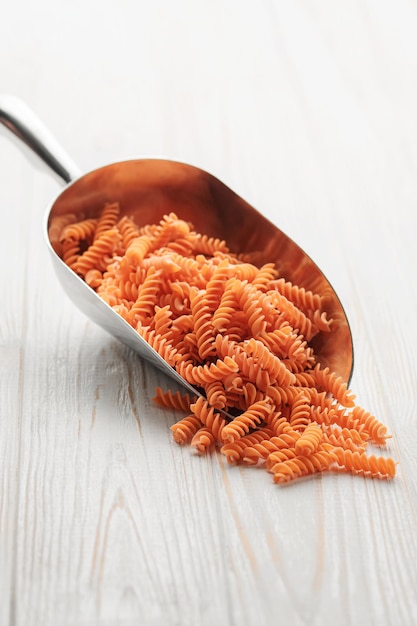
xmin=49 ymin=205 xmax=397 ymax=485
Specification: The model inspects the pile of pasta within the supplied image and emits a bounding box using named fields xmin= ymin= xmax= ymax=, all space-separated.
xmin=50 ymin=203 xmax=397 ymax=484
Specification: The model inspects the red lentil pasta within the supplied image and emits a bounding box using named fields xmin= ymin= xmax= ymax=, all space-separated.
xmin=51 ymin=205 xmax=397 ymax=484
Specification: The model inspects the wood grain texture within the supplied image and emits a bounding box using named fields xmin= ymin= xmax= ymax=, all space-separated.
xmin=1 ymin=1 xmax=417 ymax=625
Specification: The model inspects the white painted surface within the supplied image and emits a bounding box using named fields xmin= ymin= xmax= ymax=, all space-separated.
xmin=1 ymin=2 xmax=416 ymax=625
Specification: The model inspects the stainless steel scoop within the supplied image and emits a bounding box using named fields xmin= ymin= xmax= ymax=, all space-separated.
xmin=0 ymin=95 xmax=354 ymax=395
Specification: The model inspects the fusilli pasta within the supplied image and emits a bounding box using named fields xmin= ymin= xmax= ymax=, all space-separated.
xmin=55 ymin=207 xmax=396 ymax=486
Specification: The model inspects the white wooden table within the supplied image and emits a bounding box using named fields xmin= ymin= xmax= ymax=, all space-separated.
xmin=1 ymin=2 xmax=416 ymax=625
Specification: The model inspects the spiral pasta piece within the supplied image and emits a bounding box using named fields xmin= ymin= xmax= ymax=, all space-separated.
xmin=271 ymin=449 xmax=336 ymax=483
xmin=85 ymin=268 xmax=103 ymax=289
xmin=331 ymin=447 xmax=396 ymax=479
xmin=61 ymin=217 xmax=98 ymax=243
xmin=153 ymin=387 xmax=195 ymax=412
xmin=117 ymin=278 xmax=139 ymax=301
xmin=240 ymin=382 xmax=267 ymax=407
xmin=125 ymin=234 xmax=154 ymax=266
xmin=177 ymin=356 xmax=239 ymax=386
xmin=245 ymin=338 xmax=296 ymax=386
xmin=268 ymin=290 xmax=316 ymax=341
xmin=137 ymin=327 xmax=178 ymax=366
xmin=48 ymin=212 xmax=77 ymax=254
xmin=189 ymin=233 xmax=229 ymax=256
xmin=264 ymin=385 xmax=303 ymax=407
xmin=191 ymin=427 xmax=216 ymax=453
xmin=153 ymin=305 xmax=173 ymax=340
xmin=289 ymin=394 xmax=311 ymax=431
xmin=94 ymin=202 xmax=120 ymax=240
xmin=220 ymin=429 xmax=275 ymax=464
xmin=251 ymin=263 xmax=277 ymax=291
xmin=222 ymin=400 xmax=274 ymax=442
xmin=265 ymin=447 xmax=298 ymax=471
xmin=61 ymin=238 xmax=81 ymax=269
xmin=117 ymin=215 xmax=140 ymax=249
xmin=312 ymin=364 xmax=356 ymax=408
xmin=232 ymin=262 xmax=259 ymax=282
xmin=264 ymin=412 xmax=292 ymax=436
xmin=127 ymin=267 xmax=162 ymax=325
xmin=164 ymin=236 xmax=194 ymax=256
xmin=312 ymin=310 xmax=332 ymax=333
xmin=74 ymin=228 xmax=121 ymax=275
xmin=257 ymin=324 xmax=294 ymax=357
xmin=294 ymin=422 xmax=322 ymax=456
xmin=212 ymin=278 xmax=241 ymax=332
xmin=233 ymin=351 xmax=271 ymax=391
xmin=349 ymin=406 xmax=389 ymax=445
xmin=271 ymin=278 xmax=322 ymax=315
xmin=171 ymin=415 xmax=203 ymax=445
xmin=205 ymin=259 xmax=234 ymax=311
xmin=190 ymin=288 xmax=217 ymax=360
xmin=205 ymin=380 xmax=227 ymax=410
xmin=321 ymin=424 xmax=368 ymax=450
xmin=233 ymin=280 xmax=268 ymax=337
xmin=140 ymin=254 xmax=182 ymax=274
xmin=190 ymin=396 xmax=227 ymax=441
xmin=152 ymin=214 xmax=191 ymax=250
xmin=243 ymin=429 xmax=300 ymax=465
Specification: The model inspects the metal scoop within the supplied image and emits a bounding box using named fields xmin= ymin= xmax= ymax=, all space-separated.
xmin=0 ymin=95 xmax=353 ymax=396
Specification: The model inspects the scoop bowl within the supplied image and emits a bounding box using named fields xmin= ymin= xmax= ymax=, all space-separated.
xmin=0 ymin=96 xmax=354 ymax=396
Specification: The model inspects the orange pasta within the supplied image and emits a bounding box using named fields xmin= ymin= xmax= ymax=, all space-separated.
xmin=294 ymin=422 xmax=322 ymax=456
xmin=171 ymin=415 xmax=203 ymax=445
xmin=55 ymin=207 xmax=397 ymax=485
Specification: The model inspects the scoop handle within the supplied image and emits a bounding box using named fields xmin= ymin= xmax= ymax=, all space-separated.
xmin=0 ymin=95 xmax=81 ymax=184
